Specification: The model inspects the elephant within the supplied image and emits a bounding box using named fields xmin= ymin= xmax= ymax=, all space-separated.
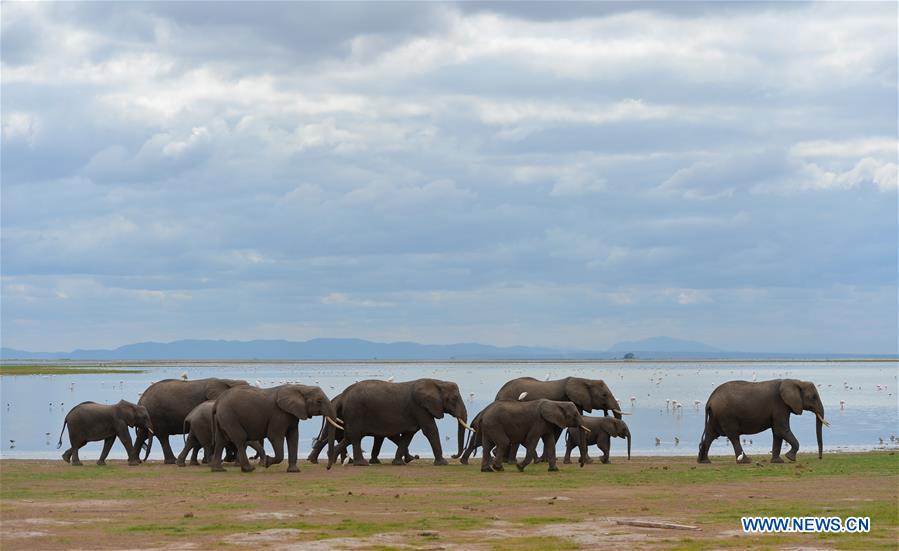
xmin=209 ymin=383 xmax=340 ymax=472
xmin=57 ymin=400 xmax=153 ymax=466
xmin=697 ymin=379 xmax=829 ymax=464
xmin=563 ymin=416 xmax=631 ymax=464
xmin=338 ymin=379 xmax=472 ymax=466
xmin=307 ymin=393 xmax=419 ymax=465
xmin=175 ymin=400 xmax=265 ymax=466
xmin=494 ymin=376 xmax=625 ymax=462
xmin=135 ymin=378 xmax=249 ymax=464
xmin=476 ymin=399 xmax=589 ymax=472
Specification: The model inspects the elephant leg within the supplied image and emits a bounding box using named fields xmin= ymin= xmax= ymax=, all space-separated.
xmin=480 ymin=435 xmax=496 ymax=472
xmin=70 ymin=440 xmax=86 ymax=466
xmin=504 ymin=443 xmax=519 ymax=464
xmin=543 ymin=433 xmax=559 ymax=472
xmin=782 ymin=429 xmax=800 ymax=462
xmin=158 ymin=436 xmax=177 ymax=464
xmin=349 ymin=433 xmax=369 ymax=466
xmin=771 ymin=433 xmax=784 ymax=463
xmin=97 ymin=436 xmax=115 ymax=465
xmin=117 ymin=426 xmax=138 ymax=466
xmin=248 ymin=440 xmax=265 ymax=461
xmin=537 ymin=427 xmax=563 ymax=463
xmin=400 ymin=433 xmax=419 ymax=463
xmin=492 ymin=435 xmax=509 ymax=472
xmin=176 ymin=435 xmax=197 ymax=467
xmin=563 ymin=432 xmax=574 ymax=464
xmin=209 ymin=425 xmax=229 ymax=472
xmin=369 ymin=436 xmax=385 ymax=464
xmin=62 ymin=447 xmax=72 ymax=463
xmin=725 ymin=432 xmax=751 ymax=464
xmin=516 ymin=435 xmax=540 ymax=472
xmin=335 ymin=438 xmax=350 ymax=463
xmin=263 ymin=433 xmax=285 ymax=469
xmin=285 ymin=426 xmax=299 ymax=472
xmin=599 ymin=443 xmax=610 ymax=464
xmin=190 ymin=444 xmax=201 ymax=465
xmin=697 ymin=430 xmax=715 ymax=464
xmin=421 ymin=419 xmax=447 ymax=466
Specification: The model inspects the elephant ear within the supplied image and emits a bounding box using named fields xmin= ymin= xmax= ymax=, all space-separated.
xmin=539 ymin=400 xmax=569 ymax=429
xmin=779 ymin=380 xmax=803 ymax=415
xmin=276 ymin=387 xmax=310 ymax=420
xmin=412 ymin=380 xmax=444 ymax=419
xmin=563 ymin=378 xmax=592 ymax=413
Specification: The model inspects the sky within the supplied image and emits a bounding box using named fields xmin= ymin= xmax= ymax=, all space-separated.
xmin=1 ymin=2 xmax=897 ymax=354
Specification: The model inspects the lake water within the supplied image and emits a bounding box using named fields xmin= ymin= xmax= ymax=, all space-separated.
xmin=1 ymin=361 xmax=897 ymax=462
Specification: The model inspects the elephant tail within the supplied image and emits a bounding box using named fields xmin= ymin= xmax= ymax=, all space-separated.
xmin=56 ymin=418 xmax=68 ymax=449
xmin=182 ymin=418 xmax=190 ymax=444
xmin=699 ymin=403 xmax=712 ymax=452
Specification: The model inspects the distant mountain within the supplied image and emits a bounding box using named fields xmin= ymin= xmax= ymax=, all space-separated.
xmin=0 ymin=338 xmax=566 ymax=361
xmin=4 ymin=336 xmax=889 ymax=361
xmin=607 ymin=336 xmax=723 ymax=354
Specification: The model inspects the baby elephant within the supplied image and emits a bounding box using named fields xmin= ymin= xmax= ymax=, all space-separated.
xmin=57 ymin=400 xmax=153 ymax=466
xmin=478 ymin=399 xmax=590 ymax=472
xmin=564 ymin=416 xmax=631 ymax=464
xmin=176 ymin=401 xmax=265 ymax=466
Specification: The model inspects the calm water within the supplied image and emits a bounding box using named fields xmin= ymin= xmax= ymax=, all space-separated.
xmin=1 ymin=361 xmax=897 ymax=461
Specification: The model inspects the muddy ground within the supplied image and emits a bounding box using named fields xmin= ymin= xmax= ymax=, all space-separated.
xmin=1 ymin=452 xmax=896 ymax=550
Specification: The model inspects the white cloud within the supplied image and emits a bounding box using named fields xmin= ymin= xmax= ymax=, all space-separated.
xmin=321 ymin=292 xmax=394 ymax=308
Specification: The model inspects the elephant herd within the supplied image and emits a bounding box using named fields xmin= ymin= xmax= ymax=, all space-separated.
xmin=56 ymin=374 xmax=830 ymax=471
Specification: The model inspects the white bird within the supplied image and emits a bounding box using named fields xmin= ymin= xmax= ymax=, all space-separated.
xmin=518 ymin=392 xmax=528 ymax=401
xmin=181 ymin=372 xmax=188 ymax=380
xmin=255 ymin=379 xmax=262 ymax=387
xmin=386 ymin=376 xmax=394 ymax=383
xmin=544 ymin=374 xmax=551 ymax=381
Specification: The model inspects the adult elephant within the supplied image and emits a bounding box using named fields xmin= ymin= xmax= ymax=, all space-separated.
xmin=307 ymin=393 xmax=418 ymax=465
xmin=697 ymin=379 xmax=829 ymax=464
xmin=339 ymin=379 xmax=472 ymax=466
xmin=477 ymin=399 xmax=589 ymax=472
xmin=495 ymin=376 xmax=624 ymax=461
xmin=210 ymin=384 xmax=341 ymax=472
xmin=135 ymin=378 xmax=249 ymax=464
xmin=175 ymin=400 xmax=265 ymax=466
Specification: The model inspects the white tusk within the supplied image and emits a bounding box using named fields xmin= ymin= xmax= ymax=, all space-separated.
xmin=579 ymin=425 xmax=592 ymax=433
xmin=518 ymin=392 xmax=528 ymax=401
xmin=816 ymin=413 xmax=831 ymax=427
xmin=613 ymin=409 xmax=632 ymax=415
xmin=326 ymin=417 xmax=344 ymax=431
xmin=459 ymin=419 xmax=476 ymax=433
xmin=335 ymin=417 xmax=344 ymax=424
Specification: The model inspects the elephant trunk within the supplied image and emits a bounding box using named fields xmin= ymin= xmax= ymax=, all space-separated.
xmin=625 ymin=428 xmax=631 ymax=460
xmin=142 ymin=434 xmax=153 ymax=462
xmin=815 ymin=405 xmax=824 ymax=460
xmin=456 ymin=422 xmax=465 ymax=459
xmin=453 ymin=402 xmax=469 ymax=460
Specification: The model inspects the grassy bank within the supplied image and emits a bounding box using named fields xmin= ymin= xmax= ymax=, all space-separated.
xmin=0 ymin=364 xmax=146 ymax=376
xmin=1 ymin=452 xmax=896 ymax=549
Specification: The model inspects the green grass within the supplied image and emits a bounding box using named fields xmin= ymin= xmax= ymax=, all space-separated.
xmin=0 ymin=364 xmax=145 ymax=376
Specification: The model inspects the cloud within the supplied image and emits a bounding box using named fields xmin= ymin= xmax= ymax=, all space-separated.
xmin=1 ymin=2 xmax=896 ymax=353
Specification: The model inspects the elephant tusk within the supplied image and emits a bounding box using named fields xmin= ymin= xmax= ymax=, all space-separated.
xmin=579 ymin=425 xmax=592 ymax=433
xmin=816 ymin=413 xmax=831 ymax=427
xmin=613 ymin=409 xmax=632 ymax=415
xmin=335 ymin=417 xmax=344 ymax=424
xmin=458 ymin=419 xmax=476 ymax=433
xmin=326 ymin=417 xmax=344 ymax=431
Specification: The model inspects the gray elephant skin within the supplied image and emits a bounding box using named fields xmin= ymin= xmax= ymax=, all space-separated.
xmin=210 ymin=383 xmax=340 ymax=472
xmin=135 ymin=377 xmax=249 ymax=464
xmin=57 ymin=400 xmax=153 ymax=466
xmin=564 ymin=416 xmax=631 ymax=464
xmin=307 ymin=392 xmax=418 ymax=466
xmin=477 ymin=399 xmax=589 ymax=472
xmin=697 ymin=379 xmax=829 ymax=464
xmin=176 ymin=400 xmax=265 ymax=466
xmin=338 ymin=379 xmax=471 ymax=466
xmin=495 ymin=376 xmax=624 ymax=461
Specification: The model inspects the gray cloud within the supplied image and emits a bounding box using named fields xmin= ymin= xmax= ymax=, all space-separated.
xmin=1 ymin=2 xmax=896 ymax=353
